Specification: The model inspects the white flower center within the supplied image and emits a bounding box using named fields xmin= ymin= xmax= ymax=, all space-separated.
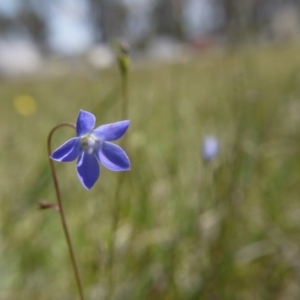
xmin=80 ymin=134 xmax=102 ymax=154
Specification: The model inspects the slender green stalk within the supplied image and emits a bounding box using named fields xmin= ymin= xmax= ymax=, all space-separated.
xmin=121 ymin=71 xmax=129 ymax=124
xmin=107 ymin=42 xmax=130 ymax=298
xmin=117 ymin=41 xmax=130 ymax=143
xmin=47 ymin=123 xmax=86 ymax=300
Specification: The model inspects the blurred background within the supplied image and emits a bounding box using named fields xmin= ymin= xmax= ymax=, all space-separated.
xmin=1 ymin=0 xmax=300 ymax=299
xmin=0 ymin=0 xmax=299 ymax=74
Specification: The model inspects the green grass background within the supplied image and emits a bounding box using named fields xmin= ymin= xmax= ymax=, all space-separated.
xmin=1 ymin=43 xmax=300 ymax=299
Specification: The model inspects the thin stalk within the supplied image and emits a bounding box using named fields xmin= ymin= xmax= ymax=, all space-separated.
xmin=117 ymin=41 xmax=130 ymax=129
xmin=120 ymin=54 xmax=129 ymax=150
xmin=47 ymin=123 xmax=85 ymax=300
xmin=121 ymin=71 xmax=128 ymax=121
xmin=107 ymin=48 xmax=130 ymax=298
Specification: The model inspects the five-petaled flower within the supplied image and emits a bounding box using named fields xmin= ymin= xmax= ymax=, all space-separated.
xmin=50 ymin=110 xmax=130 ymax=189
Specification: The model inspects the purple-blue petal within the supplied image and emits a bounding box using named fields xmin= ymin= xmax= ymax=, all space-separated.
xmin=77 ymin=152 xmax=100 ymax=189
xmin=50 ymin=138 xmax=80 ymax=162
xmin=76 ymin=110 xmax=96 ymax=137
xmin=202 ymin=135 xmax=219 ymax=161
xmin=93 ymin=120 xmax=130 ymax=141
xmin=96 ymin=142 xmax=130 ymax=171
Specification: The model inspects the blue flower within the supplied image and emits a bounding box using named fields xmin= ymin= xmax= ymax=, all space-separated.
xmin=51 ymin=110 xmax=130 ymax=189
xmin=201 ymin=135 xmax=220 ymax=161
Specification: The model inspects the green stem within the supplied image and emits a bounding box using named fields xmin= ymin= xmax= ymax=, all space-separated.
xmin=121 ymin=71 xmax=128 ymax=120
xmin=47 ymin=123 xmax=86 ymax=300
xmin=120 ymin=70 xmax=129 ymax=153
xmin=108 ymin=51 xmax=130 ymax=298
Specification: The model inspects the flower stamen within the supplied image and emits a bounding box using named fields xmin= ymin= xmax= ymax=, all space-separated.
xmin=81 ymin=134 xmax=103 ymax=154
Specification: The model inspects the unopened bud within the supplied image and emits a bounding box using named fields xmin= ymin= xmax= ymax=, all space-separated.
xmin=116 ymin=40 xmax=130 ymax=76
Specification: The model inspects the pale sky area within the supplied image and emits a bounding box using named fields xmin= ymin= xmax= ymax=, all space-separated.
xmin=0 ymin=0 xmax=214 ymax=55
xmin=46 ymin=0 xmax=94 ymax=55
xmin=0 ymin=0 xmax=20 ymax=17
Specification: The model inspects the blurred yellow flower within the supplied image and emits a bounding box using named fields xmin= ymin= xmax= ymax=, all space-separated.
xmin=13 ymin=95 xmax=37 ymax=116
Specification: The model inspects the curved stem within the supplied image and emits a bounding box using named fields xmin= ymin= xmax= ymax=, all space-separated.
xmin=47 ymin=123 xmax=85 ymax=300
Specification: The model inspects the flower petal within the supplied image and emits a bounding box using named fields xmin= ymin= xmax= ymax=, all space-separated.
xmin=77 ymin=152 xmax=100 ymax=189
xmin=202 ymin=135 xmax=219 ymax=161
xmin=93 ymin=120 xmax=130 ymax=141
xmin=76 ymin=110 xmax=96 ymax=136
xmin=50 ymin=138 xmax=80 ymax=162
xmin=97 ymin=142 xmax=130 ymax=171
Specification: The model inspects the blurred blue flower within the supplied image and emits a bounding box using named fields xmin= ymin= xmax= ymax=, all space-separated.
xmin=51 ymin=110 xmax=130 ymax=189
xmin=201 ymin=135 xmax=219 ymax=161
